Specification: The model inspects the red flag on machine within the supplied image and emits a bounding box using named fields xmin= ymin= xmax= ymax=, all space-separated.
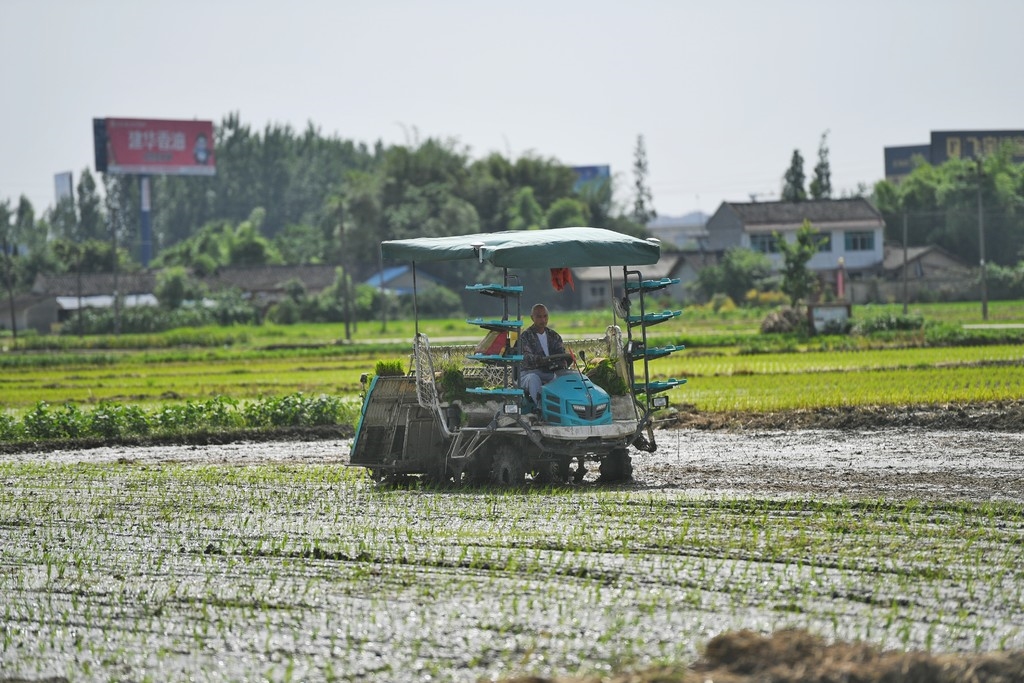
xmin=550 ymin=267 xmax=575 ymax=291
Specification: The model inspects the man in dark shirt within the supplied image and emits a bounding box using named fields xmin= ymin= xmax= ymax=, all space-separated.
xmin=514 ymin=303 xmax=568 ymax=405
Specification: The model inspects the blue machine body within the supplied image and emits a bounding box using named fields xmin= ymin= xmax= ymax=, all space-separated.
xmin=539 ymin=372 xmax=613 ymax=426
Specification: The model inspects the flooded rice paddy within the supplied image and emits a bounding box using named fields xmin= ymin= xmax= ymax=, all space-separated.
xmin=1 ymin=429 xmax=1022 ymax=682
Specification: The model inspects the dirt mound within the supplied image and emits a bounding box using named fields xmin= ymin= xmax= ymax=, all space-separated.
xmin=505 ymin=629 xmax=1024 ymax=683
xmin=667 ymin=400 xmax=1024 ymax=431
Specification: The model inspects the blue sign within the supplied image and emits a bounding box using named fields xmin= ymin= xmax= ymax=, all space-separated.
xmin=572 ymin=165 xmax=611 ymax=192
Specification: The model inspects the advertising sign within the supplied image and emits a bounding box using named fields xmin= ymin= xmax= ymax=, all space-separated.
xmin=930 ymin=130 xmax=1024 ymax=165
xmin=94 ymin=118 xmax=216 ymax=176
xmin=883 ymin=145 xmax=930 ymax=180
xmin=572 ymin=165 xmax=611 ymax=192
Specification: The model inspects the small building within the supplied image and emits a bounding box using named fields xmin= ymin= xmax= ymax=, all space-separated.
xmin=572 ymin=253 xmax=710 ymax=308
xmin=706 ymin=198 xmax=886 ymax=276
xmin=202 ymin=264 xmax=340 ymax=309
xmin=9 ymin=272 xmax=160 ymax=333
xmin=847 ymin=244 xmax=976 ymax=304
xmin=364 ymin=265 xmax=443 ymax=296
xmin=646 ymin=212 xmax=709 ymax=250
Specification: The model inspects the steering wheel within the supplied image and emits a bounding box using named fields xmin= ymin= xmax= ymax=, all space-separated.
xmin=539 ymin=352 xmax=573 ymax=371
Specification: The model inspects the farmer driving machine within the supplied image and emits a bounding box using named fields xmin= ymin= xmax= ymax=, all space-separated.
xmin=349 ymin=227 xmax=686 ymax=485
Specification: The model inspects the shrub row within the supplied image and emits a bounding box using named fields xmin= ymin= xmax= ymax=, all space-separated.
xmin=0 ymin=393 xmax=358 ymax=444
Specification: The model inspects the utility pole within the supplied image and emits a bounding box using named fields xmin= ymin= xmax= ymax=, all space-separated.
xmin=977 ymin=161 xmax=988 ymax=321
xmin=902 ymin=209 xmax=908 ymax=316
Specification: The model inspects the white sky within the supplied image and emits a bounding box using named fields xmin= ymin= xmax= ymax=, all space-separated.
xmin=2 ymin=0 xmax=1022 ymax=219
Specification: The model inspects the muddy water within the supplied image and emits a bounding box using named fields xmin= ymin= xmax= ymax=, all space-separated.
xmin=11 ymin=428 xmax=1022 ymax=502
xmin=636 ymin=429 xmax=1024 ymax=502
xmin=2 ymin=429 xmax=1022 ymax=683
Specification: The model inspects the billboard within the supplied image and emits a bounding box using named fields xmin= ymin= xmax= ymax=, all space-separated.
xmin=93 ymin=118 xmax=216 ymax=176
xmin=572 ymin=165 xmax=610 ymax=192
xmin=930 ymin=130 xmax=1024 ymax=165
xmin=883 ymin=145 xmax=930 ymax=181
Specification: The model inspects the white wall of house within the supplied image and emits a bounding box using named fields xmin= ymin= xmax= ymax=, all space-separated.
xmin=743 ymin=223 xmax=884 ymax=273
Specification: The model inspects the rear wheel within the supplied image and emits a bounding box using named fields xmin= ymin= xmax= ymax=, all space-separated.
xmin=491 ymin=443 xmax=527 ymax=486
xmin=600 ymin=448 xmax=633 ymax=483
xmin=424 ymin=462 xmax=452 ymax=487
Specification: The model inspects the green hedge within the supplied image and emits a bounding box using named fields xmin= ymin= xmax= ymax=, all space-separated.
xmin=0 ymin=393 xmax=358 ymax=444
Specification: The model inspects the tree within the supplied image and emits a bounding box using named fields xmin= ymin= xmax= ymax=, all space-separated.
xmin=155 ymin=266 xmax=205 ymax=309
xmin=694 ymin=247 xmax=773 ymax=304
xmin=872 ymin=145 xmax=1024 ymax=267
xmin=76 ymin=169 xmax=105 ymax=241
xmin=781 ymin=150 xmax=807 ymax=202
xmin=545 ymin=198 xmax=589 ymax=229
xmin=0 ymin=200 xmax=16 ymax=336
xmin=507 ymin=187 xmax=544 ymax=231
xmin=274 ymin=223 xmax=327 ymax=264
xmin=631 ymin=134 xmax=657 ymax=225
xmin=809 ymin=131 xmax=832 ymax=200
xmin=776 ymin=221 xmax=820 ymax=306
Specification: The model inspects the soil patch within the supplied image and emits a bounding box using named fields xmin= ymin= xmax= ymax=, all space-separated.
xmin=507 ymin=629 xmax=1024 ymax=683
xmin=667 ymin=400 xmax=1024 ymax=431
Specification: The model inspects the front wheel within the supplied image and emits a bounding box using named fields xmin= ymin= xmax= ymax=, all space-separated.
xmin=533 ymin=456 xmax=570 ymax=485
xmin=491 ymin=443 xmax=527 ymax=486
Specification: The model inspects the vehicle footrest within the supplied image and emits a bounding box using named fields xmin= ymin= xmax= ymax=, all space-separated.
xmin=466 ymin=387 xmax=525 ymax=398
xmin=634 ymin=378 xmax=687 ymax=394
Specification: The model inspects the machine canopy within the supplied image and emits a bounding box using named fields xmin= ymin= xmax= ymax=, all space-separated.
xmin=380 ymin=227 xmax=661 ymax=269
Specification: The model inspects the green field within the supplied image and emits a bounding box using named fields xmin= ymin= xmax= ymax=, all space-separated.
xmin=1 ymin=300 xmax=1023 ymax=420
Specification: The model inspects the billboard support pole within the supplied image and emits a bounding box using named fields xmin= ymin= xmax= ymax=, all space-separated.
xmin=140 ymin=175 xmax=152 ymax=268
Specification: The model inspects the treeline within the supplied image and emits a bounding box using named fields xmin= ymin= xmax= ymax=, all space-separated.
xmin=0 ymin=114 xmax=648 ymax=296
xmin=873 ymin=147 xmax=1024 ymax=267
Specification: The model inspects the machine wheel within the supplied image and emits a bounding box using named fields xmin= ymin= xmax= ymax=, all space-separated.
xmin=571 ymin=457 xmax=588 ymax=483
xmin=600 ymin=448 xmax=633 ymax=483
xmin=456 ymin=454 xmax=492 ymax=486
xmin=367 ymin=468 xmax=411 ymax=487
xmin=424 ymin=461 xmax=452 ymax=487
xmin=533 ymin=456 xmax=570 ymax=485
xmin=490 ymin=443 xmax=527 ymax=486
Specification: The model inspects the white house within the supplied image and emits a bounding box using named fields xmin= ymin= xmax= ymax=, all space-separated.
xmin=705 ymin=198 xmax=886 ymax=275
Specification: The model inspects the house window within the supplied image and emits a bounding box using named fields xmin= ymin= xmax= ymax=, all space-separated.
xmin=844 ymin=231 xmax=875 ymax=251
xmin=590 ymin=285 xmax=606 ymax=298
xmin=815 ymin=233 xmax=832 ymax=252
xmin=750 ymin=234 xmax=779 ymax=253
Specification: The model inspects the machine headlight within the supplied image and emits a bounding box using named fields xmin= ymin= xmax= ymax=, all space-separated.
xmin=570 ymin=403 xmax=588 ymax=417
xmin=594 ymin=403 xmax=608 ymax=416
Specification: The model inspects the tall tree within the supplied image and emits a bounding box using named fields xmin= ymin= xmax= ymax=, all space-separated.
xmin=506 ymin=187 xmax=544 ymax=231
xmin=809 ymin=131 xmax=832 ymax=200
xmin=76 ymin=169 xmax=105 ymax=240
xmin=781 ymin=150 xmax=807 ymax=202
xmin=631 ymin=134 xmax=657 ymax=225
xmin=0 ymin=200 xmax=16 ymax=336
xmin=776 ymin=221 xmax=820 ymax=306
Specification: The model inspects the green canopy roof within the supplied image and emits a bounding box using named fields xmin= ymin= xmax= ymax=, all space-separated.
xmin=380 ymin=227 xmax=661 ymax=269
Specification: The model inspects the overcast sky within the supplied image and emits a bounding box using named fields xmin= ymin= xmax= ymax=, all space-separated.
xmin=2 ymin=0 xmax=1022 ymax=220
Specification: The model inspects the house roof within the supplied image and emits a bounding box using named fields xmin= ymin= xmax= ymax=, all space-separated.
xmin=32 ymin=272 xmax=158 ymax=296
xmin=202 ymin=264 xmax=339 ymax=292
xmin=881 ymin=245 xmax=970 ymax=271
xmin=573 ymin=254 xmax=684 ymax=282
xmin=723 ymin=198 xmax=883 ymax=228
